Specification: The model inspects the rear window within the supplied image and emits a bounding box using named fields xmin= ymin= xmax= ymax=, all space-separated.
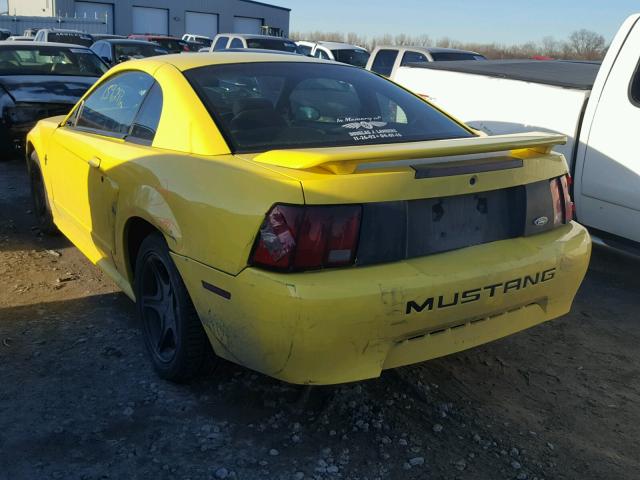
xmin=0 ymin=46 xmax=108 ymax=76
xmin=185 ymin=62 xmax=473 ymax=153
xmin=245 ymin=38 xmax=299 ymax=53
xmin=153 ymin=38 xmax=187 ymax=53
xmin=332 ymin=49 xmax=370 ymax=67
xmin=371 ymin=49 xmax=398 ymax=76
xmin=114 ymin=43 xmax=168 ymax=60
xmin=430 ymin=52 xmax=486 ymax=61
xmin=48 ymin=32 xmax=93 ymax=47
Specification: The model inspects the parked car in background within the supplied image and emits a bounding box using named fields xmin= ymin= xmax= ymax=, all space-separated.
xmin=0 ymin=29 xmax=11 ymax=41
xmin=210 ymin=34 xmax=299 ymax=53
xmin=33 ymin=29 xmax=94 ymax=47
xmin=91 ymin=33 xmax=126 ymax=41
xmin=6 ymin=36 xmax=34 ymax=42
xmin=182 ymin=34 xmax=212 ymax=48
xmin=128 ymin=35 xmax=191 ymax=53
xmin=91 ymin=39 xmax=168 ymax=66
xmin=0 ymin=42 xmax=107 ymax=155
xmin=26 ymin=52 xmax=590 ymax=385
xmin=366 ymin=46 xmax=486 ymax=77
xmin=391 ymin=13 xmax=640 ymax=252
xmin=297 ymin=40 xmax=370 ymax=67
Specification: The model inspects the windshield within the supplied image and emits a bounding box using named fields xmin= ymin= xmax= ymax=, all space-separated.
xmin=297 ymin=44 xmax=312 ymax=56
xmin=114 ymin=43 xmax=168 ymax=59
xmin=48 ymin=32 xmax=94 ymax=47
xmin=430 ymin=52 xmax=487 ymax=61
xmin=331 ymin=49 xmax=370 ymax=67
xmin=186 ymin=62 xmax=473 ymax=153
xmin=0 ymin=46 xmax=108 ymax=76
xmin=245 ymin=38 xmax=299 ymax=53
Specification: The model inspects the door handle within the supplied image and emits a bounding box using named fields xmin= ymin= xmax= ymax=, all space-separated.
xmin=88 ymin=157 xmax=102 ymax=169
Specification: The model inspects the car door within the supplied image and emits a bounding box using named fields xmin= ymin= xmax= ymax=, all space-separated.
xmin=577 ymin=22 xmax=640 ymax=243
xmin=46 ymin=71 xmax=156 ymax=262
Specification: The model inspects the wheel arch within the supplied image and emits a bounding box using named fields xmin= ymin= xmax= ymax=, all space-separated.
xmin=123 ymin=216 xmax=165 ymax=284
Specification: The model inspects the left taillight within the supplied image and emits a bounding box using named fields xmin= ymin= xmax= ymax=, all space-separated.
xmin=250 ymin=204 xmax=362 ymax=272
xmin=550 ymin=174 xmax=574 ymax=225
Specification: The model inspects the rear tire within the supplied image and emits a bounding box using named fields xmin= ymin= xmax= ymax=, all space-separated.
xmin=134 ymin=232 xmax=214 ymax=382
xmin=27 ymin=151 xmax=58 ymax=235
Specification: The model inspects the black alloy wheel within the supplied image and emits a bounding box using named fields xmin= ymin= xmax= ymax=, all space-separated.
xmin=134 ymin=232 xmax=214 ymax=382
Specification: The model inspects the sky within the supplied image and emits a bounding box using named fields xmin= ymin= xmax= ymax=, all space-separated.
xmin=266 ymin=0 xmax=639 ymax=44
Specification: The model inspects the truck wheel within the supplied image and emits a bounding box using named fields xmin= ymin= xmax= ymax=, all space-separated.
xmin=134 ymin=232 xmax=214 ymax=382
xmin=28 ymin=151 xmax=58 ymax=235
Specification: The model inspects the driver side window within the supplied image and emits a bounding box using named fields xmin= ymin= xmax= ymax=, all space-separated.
xmin=75 ymin=71 xmax=155 ymax=137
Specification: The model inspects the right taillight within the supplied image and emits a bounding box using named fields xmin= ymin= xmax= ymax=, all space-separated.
xmin=250 ymin=204 xmax=362 ymax=272
xmin=550 ymin=174 xmax=574 ymax=225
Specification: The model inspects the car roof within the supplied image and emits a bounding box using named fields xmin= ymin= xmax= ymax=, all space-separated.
xmin=99 ymin=38 xmax=159 ymax=45
xmin=217 ymin=34 xmax=290 ymax=41
xmin=0 ymin=41 xmax=92 ymax=49
xmin=40 ymin=29 xmax=90 ymax=34
xmin=374 ymin=45 xmax=482 ymax=55
xmin=316 ymin=41 xmax=367 ymax=50
xmin=113 ymin=50 xmax=329 ymax=72
xmin=130 ymin=34 xmax=181 ymax=40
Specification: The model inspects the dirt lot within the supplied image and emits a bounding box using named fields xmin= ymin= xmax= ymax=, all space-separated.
xmin=1 ymin=157 xmax=639 ymax=480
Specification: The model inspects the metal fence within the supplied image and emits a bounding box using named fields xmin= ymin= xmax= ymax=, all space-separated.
xmin=0 ymin=15 xmax=108 ymax=36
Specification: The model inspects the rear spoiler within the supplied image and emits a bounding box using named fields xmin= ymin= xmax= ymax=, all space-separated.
xmin=253 ymin=132 xmax=567 ymax=174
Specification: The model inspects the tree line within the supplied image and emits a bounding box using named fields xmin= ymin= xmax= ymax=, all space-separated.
xmin=290 ymin=29 xmax=607 ymax=61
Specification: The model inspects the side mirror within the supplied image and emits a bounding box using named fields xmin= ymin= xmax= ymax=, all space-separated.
xmin=101 ymin=56 xmax=112 ymax=65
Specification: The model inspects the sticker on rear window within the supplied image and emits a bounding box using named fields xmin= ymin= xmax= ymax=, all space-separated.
xmin=338 ymin=116 xmax=403 ymax=142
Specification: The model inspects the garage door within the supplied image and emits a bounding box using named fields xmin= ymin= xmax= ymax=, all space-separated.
xmin=74 ymin=1 xmax=114 ymax=33
xmin=132 ymin=6 xmax=168 ymax=35
xmin=233 ymin=16 xmax=263 ymax=34
xmin=185 ymin=11 xmax=218 ymax=37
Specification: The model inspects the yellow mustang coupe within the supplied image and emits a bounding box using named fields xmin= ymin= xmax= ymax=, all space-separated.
xmin=26 ymin=52 xmax=591 ymax=385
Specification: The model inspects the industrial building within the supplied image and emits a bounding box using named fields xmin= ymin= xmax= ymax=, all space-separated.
xmin=4 ymin=0 xmax=290 ymax=38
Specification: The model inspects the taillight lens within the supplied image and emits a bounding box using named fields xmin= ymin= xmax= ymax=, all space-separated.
xmin=250 ymin=204 xmax=362 ymax=271
xmin=550 ymin=175 xmax=574 ymax=225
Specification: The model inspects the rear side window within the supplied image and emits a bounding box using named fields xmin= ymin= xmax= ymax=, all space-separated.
xmin=213 ymin=36 xmax=228 ymax=50
xmin=76 ymin=71 xmax=154 ymax=136
xmin=129 ymin=82 xmax=163 ymax=144
xmin=230 ymin=38 xmax=244 ymax=49
xmin=186 ymin=62 xmax=473 ymax=153
xmin=371 ymin=49 xmax=398 ymax=76
xmin=401 ymin=51 xmax=429 ymax=66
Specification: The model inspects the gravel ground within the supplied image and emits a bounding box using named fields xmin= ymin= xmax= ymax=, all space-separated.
xmin=1 ymin=158 xmax=639 ymax=480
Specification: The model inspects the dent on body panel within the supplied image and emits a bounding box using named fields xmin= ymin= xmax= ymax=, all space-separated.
xmin=130 ymin=184 xmax=183 ymax=247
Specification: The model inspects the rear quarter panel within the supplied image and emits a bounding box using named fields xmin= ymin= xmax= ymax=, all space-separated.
xmin=113 ymin=152 xmax=304 ymax=278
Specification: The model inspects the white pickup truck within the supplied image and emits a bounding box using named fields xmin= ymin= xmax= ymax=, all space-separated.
xmin=393 ymin=14 xmax=640 ymax=252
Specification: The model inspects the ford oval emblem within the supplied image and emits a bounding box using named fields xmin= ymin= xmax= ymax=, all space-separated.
xmin=534 ymin=216 xmax=549 ymax=227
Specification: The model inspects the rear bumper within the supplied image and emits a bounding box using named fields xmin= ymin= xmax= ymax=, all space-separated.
xmin=173 ymin=222 xmax=591 ymax=385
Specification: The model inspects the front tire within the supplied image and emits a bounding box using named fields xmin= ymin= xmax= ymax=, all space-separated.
xmin=27 ymin=151 xmax=58 ymax=235
xmin=134 ymin=232 xmax=212 ymax=382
